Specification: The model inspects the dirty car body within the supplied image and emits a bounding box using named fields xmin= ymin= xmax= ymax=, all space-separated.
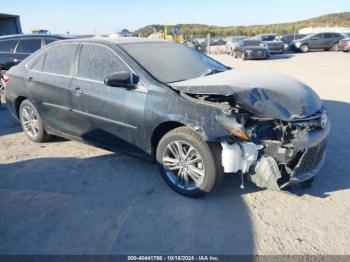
xmin=5 ymin=38 xmax=330 ymax=196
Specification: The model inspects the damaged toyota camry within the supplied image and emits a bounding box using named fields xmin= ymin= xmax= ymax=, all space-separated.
xmin=4 ymin=38 xmax=330 ymax=197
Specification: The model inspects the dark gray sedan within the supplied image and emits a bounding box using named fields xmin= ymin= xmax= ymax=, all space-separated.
xmin=232 ymin=39 xmax=270 ymax=60
xmin=4 ymin=38 xmax=330 ymax=197
xmin=255 ymin=34 xmax=284 ymax=54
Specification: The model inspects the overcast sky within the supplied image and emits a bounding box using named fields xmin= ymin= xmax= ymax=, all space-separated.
xmin=3 ymin=0 xmax=350 ymax=34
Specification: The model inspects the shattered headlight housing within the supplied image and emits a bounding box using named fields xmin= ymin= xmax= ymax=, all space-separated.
xmin=216 ymin=115 xmax=250 ymax=141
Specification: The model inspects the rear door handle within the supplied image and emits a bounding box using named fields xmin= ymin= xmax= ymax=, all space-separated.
xmin=72 ymin=87 xmax=83 ymax=95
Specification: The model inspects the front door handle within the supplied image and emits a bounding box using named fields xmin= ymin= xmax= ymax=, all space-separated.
xmin=72 ymin=87 xmax=83 ymax=95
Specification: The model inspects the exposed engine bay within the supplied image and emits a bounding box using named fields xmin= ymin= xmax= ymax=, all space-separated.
xmin=184 ymin=92 xmax=329 ymax=190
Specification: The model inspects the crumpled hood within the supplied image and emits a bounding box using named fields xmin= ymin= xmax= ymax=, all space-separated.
xmin=169 ymin=69 xmax=323 ymax=121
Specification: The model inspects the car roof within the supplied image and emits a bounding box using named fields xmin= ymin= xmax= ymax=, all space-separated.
xmin=50 ymin=37 xmax=168 ymax=46
xmin=0 ymin=34 xmax=75 ymax=40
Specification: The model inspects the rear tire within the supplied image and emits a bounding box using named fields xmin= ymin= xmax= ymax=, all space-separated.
xmin=331 ymin=43 xmax=340 ymax=51
xmin=19 ymin=99 xmax=50 ymax=142
xmin=156 ymin=127 xmax=224 ymax=197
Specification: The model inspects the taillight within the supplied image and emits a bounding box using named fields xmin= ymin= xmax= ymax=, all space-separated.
xmin=1 ymin=75 xmax=11 ymax=87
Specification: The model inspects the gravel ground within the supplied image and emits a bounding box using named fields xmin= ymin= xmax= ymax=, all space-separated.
xmin=0 ymin=51 xmax=349 ymax=255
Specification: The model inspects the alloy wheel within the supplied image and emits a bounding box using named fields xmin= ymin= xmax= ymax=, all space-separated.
xmin=21 ymin=105 xmax=40 ymax=138
xmin=332 ymin=43 xmax=339 ymax=51
xmin=162 ymin=140 xmax=205 ymax=190
xmin=301 ymin=44 xmax=309 ymax=52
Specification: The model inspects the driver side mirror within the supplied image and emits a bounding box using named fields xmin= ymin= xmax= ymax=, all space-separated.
xmin=104 ymin=71 xmax=140 ymax=88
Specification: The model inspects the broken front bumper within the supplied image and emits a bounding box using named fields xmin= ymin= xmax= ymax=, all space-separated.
xmin=279 ymin=120 xmax=330 ymax=188
xmin=221 ymin=118 xmax=331 ymax=190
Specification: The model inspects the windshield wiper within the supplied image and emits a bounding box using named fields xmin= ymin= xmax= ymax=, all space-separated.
xmin=166 ymin=69 xmax=224 ymax=84
xmin=198 ymin=68 xmax=223 ymax=77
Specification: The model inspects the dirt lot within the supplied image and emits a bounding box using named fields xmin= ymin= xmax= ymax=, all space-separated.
xmin=0 ymin=51 xmax=349 ymax=255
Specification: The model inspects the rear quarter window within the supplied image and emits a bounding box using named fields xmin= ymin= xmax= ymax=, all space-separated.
xmin=44 ymin=38 xmax=58 ymax=45
xmin=78 ymin=44 xmax=128 ymax=81
xmin=43 ymin=44 xmax=78 ymax=75
xmin=28 ymin=52 xmax=46 ymax=71
xmin=0 ymin=40 xmax=18 ymax=52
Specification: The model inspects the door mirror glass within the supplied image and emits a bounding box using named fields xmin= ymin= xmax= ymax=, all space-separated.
xmin=104 ymin=71 xmax=139 ymax=88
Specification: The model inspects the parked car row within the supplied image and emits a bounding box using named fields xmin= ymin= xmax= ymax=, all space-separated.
xmin=224 ymin=32 xmax=349 ymax=60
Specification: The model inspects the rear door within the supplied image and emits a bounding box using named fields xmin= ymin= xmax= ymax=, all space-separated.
xmin=69 ymin=43 xmax=147 ymax=155
xmin=13 ymin=38 xmax=42 ymax=64
xmin=0 ymin=39 xmax=19 ymax=70
xmin=26 ymin=43 xmax=79 ymax=135
xmin=323 ymin=33 xmax=335 ymax=49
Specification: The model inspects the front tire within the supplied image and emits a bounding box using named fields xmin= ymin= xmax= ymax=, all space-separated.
xmin=19 ymin=99 xmax=50 ymax=142
xmin=156 ymin=127 xmax=224 ymax=197
xmin=300 ymin=44 xmax=309 ymax=53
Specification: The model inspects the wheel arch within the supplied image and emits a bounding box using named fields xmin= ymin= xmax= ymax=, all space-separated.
xmin=151 ymin=121 xmax=185 ymax=157
xmin=14 ymin=96 xmax=28 ymax=118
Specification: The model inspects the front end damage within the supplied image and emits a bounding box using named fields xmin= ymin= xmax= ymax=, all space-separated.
xmin=218 ymin=108 xmax=330 ymax=190
xmin=182 ymin=92 xmax=330 ymax=191
xmin=171 ymin=69 xmax=330 ymax=190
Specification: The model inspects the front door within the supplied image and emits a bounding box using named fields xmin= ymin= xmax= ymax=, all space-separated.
xmin=309 ymin=34 xmax=323 ymax=49
xmin=69 ymin=43 xmax=147 ymax=156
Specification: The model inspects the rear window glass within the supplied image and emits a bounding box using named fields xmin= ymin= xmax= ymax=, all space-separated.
xmin=43 ymin=44 xmax=77 ymax=75
xmin=78 ymin=44 xmax=128 ymax=81
xmin=0 ymin=40 xmax=18 ymax=52
xmin=16 ymin=39 xmax=42 ymax=53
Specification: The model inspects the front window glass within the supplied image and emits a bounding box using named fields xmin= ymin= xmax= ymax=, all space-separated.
xmin=121 ymin=42 xmax=228 ymax=83
xmin=78 ymin=44 xmax=128 ymax=81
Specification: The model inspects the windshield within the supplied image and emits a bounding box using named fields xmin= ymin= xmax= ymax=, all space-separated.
xmin=120 ymin=42 xmax=228 ymax=83
xmin=261 ymin=35 xmax=276 ymax=41
xmin=242 ymin=40 xmax=261 ymax=47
